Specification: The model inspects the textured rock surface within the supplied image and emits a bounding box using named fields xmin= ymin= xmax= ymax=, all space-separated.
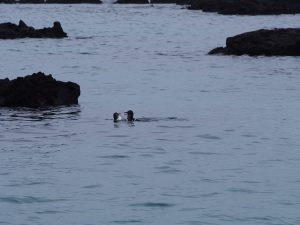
xmin=0 ymin=20 xmax=67 ymax=39
xmin=209 ymin=28 xmax=300 ymax=56
xmin=188 ymin=0 xmax=300 ymax=15
xmin=0 ymin=72 xmax=80 ymax=108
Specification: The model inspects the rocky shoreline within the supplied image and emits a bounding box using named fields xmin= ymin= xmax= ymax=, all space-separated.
xmin=0 ymin=20 xmax=67 ymax=39
xmin=209 ymin=28 xmax=300 ymax=56
xmin=0 ymin=72 xmax=80 ymax=108
xmin=188 ymin=0 xmax=300 ymax=15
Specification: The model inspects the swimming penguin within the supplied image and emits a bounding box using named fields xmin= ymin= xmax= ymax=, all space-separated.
xmin=113 ymin=112 xmax=122 ymax=122
xmin=124 ymin=110 xmax=135 ymax=122
xmin=124 ymin=110 xmax=140 ymax=122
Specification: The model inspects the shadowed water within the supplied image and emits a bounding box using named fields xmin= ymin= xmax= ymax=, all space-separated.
xmin=0 ymin=4 xmax=300 ymax=225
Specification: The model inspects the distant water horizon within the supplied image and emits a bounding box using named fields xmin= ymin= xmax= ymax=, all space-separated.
xmin=0 ymin=4 xmax=300 ymax=225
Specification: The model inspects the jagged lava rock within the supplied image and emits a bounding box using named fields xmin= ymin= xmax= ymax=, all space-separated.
xmin=209 ymin=28 xmax=300 ymax=56
xmin=0 ymin=20 xmax=67 ymax=39
xmin=0 ymin=72 xmax=80 ymax=108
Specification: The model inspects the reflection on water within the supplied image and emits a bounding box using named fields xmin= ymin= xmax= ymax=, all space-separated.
xmin=0 ymin=105 xmax=81 ymax=121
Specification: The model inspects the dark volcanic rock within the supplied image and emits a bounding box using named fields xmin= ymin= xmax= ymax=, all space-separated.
xmin=114 ymin=0 xmax=175 ymax=3
xmin=188 ymin=0 xmax=300 ymax=15
xmin=176 ymin=0 xmax=191 ymax=5
xmin=151 ymin=0 xmax=176 ymax=3
xmin=0 ymin=72 xmax=80 ymax=108
xmin=0 ymin=20 xmax=67 ymax=39
xmin=0 ymin=0 xmax=16 ymax=3
xmin=209 ymin=28 xmax=300 ymax=56
xmin=46 ymin=0 xmax=102 ymax=3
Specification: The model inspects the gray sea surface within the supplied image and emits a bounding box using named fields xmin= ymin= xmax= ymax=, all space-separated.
xmin=0 ymin=4 xmax=300 ymax=225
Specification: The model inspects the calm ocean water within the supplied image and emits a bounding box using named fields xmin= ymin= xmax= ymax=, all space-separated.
xmin=0 ymin=4 xmax=300 ymax=225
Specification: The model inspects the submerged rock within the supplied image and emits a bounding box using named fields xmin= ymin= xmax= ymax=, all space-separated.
xmin=0 ymin=20 xmax=67 ymax=39
xmin=0 ymin=72 xmax=80 ymax=108
xmin=209 ymin=28 xmax=300 ymax=56
xmin=188 ymin=0 xmax=300 ymax=15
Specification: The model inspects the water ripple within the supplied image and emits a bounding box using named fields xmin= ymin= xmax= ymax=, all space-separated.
xmin=196 ymin=134 xmax=222 ymax=140
xmin=0 ymin=196 xmax=65 ymax=204
xmin=130 ymin=202 xmax=175 ymax=208
xmin=99 ymin=155 xmax=130 ymax=159
xmin=112 ymin=220 xmax=143 ymax=224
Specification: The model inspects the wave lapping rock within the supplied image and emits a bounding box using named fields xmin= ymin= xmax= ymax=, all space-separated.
xmin=188 ymin=0 xmax=300 ymax=15
xmin=0 ymin=20 xmax=67 ymax=39
xmin=0 ymin=72 xmax=80 ymax=108
xmin=209 ymin=28 xmax=300 ymax=56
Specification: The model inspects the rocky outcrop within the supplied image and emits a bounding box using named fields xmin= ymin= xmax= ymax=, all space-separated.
xmin=188 ymin=0 xmax=300 ymax=15
xmin=0 ymin=20 xmax=67 ymax=39
xmin=176 ymin=0 xmax=191 ymax=5
xmin=114 ymin=0 xmax=176 ymax=3
xmin=0 ymin=72 xmax=80 ymax=108
xmin=209 ymin=28 xmax=300 ymax=56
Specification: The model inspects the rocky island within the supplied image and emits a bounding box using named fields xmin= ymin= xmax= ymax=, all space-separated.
xmin=209 ymin=28 xmax=300 ymax=56
xmin=188 ymin=0 xmax=300 ymax=15
xmin=0 ymin=72 xmax=80 ymax=108
xmin=0 ymin=20 xmax=67 ymax=39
